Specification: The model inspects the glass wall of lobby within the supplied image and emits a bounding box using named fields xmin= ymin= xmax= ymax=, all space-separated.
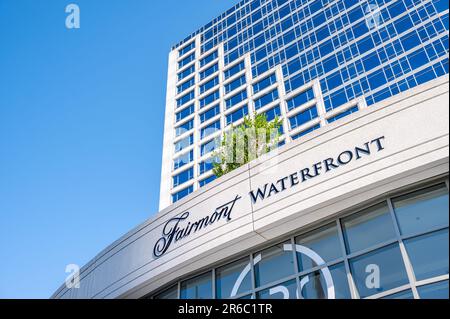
xmin=148 ymin=178 xmax=449 ymax=299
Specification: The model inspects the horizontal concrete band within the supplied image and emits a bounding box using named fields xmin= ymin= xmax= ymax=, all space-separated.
xmin=52 ymin=75 xmax=449 ymax=299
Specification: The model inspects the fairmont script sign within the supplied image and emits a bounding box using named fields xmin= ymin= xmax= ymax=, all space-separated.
xmin=153 ymin=195 xmax=241 ymax=257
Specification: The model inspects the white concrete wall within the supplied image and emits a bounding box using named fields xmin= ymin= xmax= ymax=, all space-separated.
xmin=52 ymin=76 xmax=449 ymax=299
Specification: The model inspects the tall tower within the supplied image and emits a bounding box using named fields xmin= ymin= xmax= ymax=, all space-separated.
xmin=160 ymin=0 xmax=449 ymax=210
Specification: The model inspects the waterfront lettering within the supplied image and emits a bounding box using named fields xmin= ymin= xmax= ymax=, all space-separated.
xmin=153 ymin=195 xmax=241 ymax=257
xmin=249 ymin=136 xmax=386 ymax=204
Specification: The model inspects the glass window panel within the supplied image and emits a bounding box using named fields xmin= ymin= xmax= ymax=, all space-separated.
xmin=172 ymin=185 xmax=193 ymax=203
xmin=342 ymin=202 xmax=396 ymax=254
xmin=299 ymin=263 xmax=351 ymax=299
xmin=174 ymin=134 xmax=193 ymax=153
xmin=180 ymin=272 xmax=213 ymax=299
xmin=289 ymin=105 xmax=318 ymax=130
xmin=418 ymin=280 xmax=449 ymax=299
xmin=392 ymin=184 xmax=449 ymax=237
xmin=349 ymin=244 xmax=409 ymax=298
xmin=381 ymin=289 xmax=414 ymax=299
xmin=404 ymin=229 xmax=449 ymax=281
xmin=256 ymin=279 xmax=298 ymax=299
xmin=254 ymin=241 xmax=295 ymax=288
xmin=154 ymin=285 xmax=178 ymax=299
xmin=295 ymin=223 xmax=342 ymax=272
xmin=327 ymin=105 xmax=358 ymax=123
xmin=199 ymin=175 xmax=216 ymax=187
xmin=216 ymin=257 xmax=252 ymax=299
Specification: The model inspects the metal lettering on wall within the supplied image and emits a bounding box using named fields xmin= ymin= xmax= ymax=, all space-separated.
xmin=153 ymin=195 xmax=241 ymax=257
xmin=249 ymin=136 xmax=386 ymax=204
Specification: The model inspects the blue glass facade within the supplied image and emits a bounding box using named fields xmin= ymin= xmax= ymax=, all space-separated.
xmin=175 ymin=0 xmax=448 ymax=112
xmin=168 ymin=0 xmax=449 ymax=204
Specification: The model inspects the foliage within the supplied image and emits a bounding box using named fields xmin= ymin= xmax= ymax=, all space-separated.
xmin=212 ymin=112 xmax=282 ymax=178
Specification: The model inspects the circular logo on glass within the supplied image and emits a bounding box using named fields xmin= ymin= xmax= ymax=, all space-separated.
xmin=230 ymin=244 xmax=335 ymax=299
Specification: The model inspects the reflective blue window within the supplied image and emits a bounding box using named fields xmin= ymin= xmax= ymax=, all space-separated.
xmin=286 ymin=88 xmax=315 ymax=112
xmin=253 ymin=73 xmax=277 ymax=94
xmin=174 ymin=134 xmax=193 ymax=153
xmin=342 ymin=203 xmax=396 ymax=254
xmin=327 ymin=105 xmax=359 ymax=123
xmin=263 ymin=105 xmax=281 ymax=122
xmin=291 ymin=124 xmax=321 ymax=140
xmin=178 ymin=65 xmax=195 ymax=82
xmin=226 ymin=105 xmax=248 ymax=125
xmin=173 ymin=167 xmax=194 ymax=187
xmin=404 ymin=229 xmax=449 ymax=281
xmin=200 ymin=76 xmax=219 ymax=94
xmin=224 ymin=61 xmax=245 ymax=80
xmin=418 ymin=280 xmax=449 ymax=299
xmin=225 ymin=90 xmax=247 ymax=109
xmin=172 ymin=185 xmax=193 ymax=203
xmin=299 ymin=263 xmax=351 ymax=299
xmin=201 ymin=120 xmax=221 ymax=139
xmin=254 ymin=89 xmax=279 ymax=110
xmin=173 ymin=150 xmax=193 ymax=170
xmin=216 ymin=257 xmax=252 ymax=298
xmin=289 ymin=106 xmax=318 ymax=130
xmin=176 ymin=90 xmax=195 ymax=108
xmin=257 ymin=279 xmax=298 ymax=299
xmin=199 ymin=104 xmax=220 ymax=123
xmin=200 ymin=139 xmax=217 ymax=156
xmin=175 ymin=104 xmax=194 ymax=122
xmin=179 ymin=41 xmax=195 ymax=57
xmin=295 ymin=223 xmax=342 ymax=272
xmin=200 ymin=63 xmax=219 ymax=80
xmin=200 ymin=50 xmax=218 ymax=67
xmin=177 ymin=77 xmax=195 ymax=94
xmin=200 ymin=90 xmax=220 ymax=108
xmin=392 ymin=183 xmax=449 ymax=237
xmin=180 ymin=272 xmax=212 ymax=299
xmin=178 ymin=52 xmax=195 ymax=69
xmin=175 ymin=119 xmax=194 ymax=137
xmin=224 ymin=75 xmax=246 ymax=94
xmin=199 ymin=159 xmax=216 ymax=175
xmin=199 ymin=175 xmax=217 ymax=187
xmin=154 ymin=285 xmax=178 ymax=299
xmin=254 ymin=241 xmax=295 ymax=288
xmin=349 ymin=243 xmax=409 ymax=298
xmin=381 ymin=290 xmax=414 ymax=299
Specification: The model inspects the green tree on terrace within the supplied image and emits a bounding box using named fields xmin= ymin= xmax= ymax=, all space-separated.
xmin=212 ymin=112 xmax=283 ymax=178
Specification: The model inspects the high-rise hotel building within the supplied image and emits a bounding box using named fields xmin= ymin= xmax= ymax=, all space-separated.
xmin=160 ymin=0 xmax=449 ymax=210
xmin=53 ymin=0 xmax=449 ymax=299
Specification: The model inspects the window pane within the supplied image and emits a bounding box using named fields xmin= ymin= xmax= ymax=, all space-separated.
xmin=299 ymin=263 xmax=351 ymax=299
xmin=404 ymin=229 xmax=449 ymax=281
xmin=418 ymin=280 xmax=449 ymax=299
xmin=254 ymin=241 xmax=295 ymax=288
xmin=295 ymin=223 xmax=342 ymax=272
xmin=180 ymin=272 xmax=212 ymax=299
xmin=393 ymin=184 xmax=449 ymax=237
xmin=216 ymin=257 xmax=252 ymax=298
xmin=342 ymin=202 xmax=396 ymax=254
xmin=381 ymin=289 xmax=414 ymax=299
xmin=256 ymin=279 xmax=298 ymax=299
xmin=349 ymin=244 xmax=409 ymax=298
xmin=154 ymin=285 xmax=178 ymax=299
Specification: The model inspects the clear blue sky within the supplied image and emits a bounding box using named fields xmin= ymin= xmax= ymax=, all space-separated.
xmin=0 ymin=0 xmax=238 ymax=299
